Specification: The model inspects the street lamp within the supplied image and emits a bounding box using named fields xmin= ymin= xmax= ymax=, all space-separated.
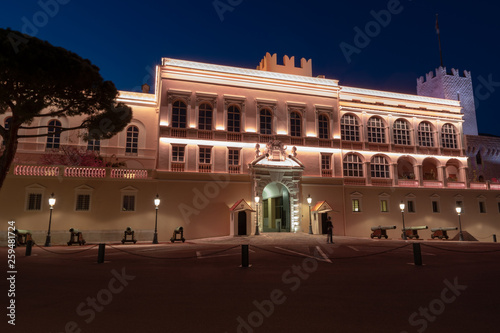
xmin=153 ymin=194 xmax=160 ymax=244
xmin=255 ymin=196 xmax=260 ymax=235
xmin=44 ymin=193 xmax=56 ymax=247
xmin=307 ymin=194 xmax=313 ymax=234
xmin=399 ymin=201 xmax=407 ymax=240
xmin=456 ymin=206 xmax=464 ymax=241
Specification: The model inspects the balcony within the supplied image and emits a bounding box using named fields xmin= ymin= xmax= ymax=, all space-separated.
xmin=290 ymin=137 xmax=304 ymax=146
xmin=371 ymin=179 xmax=392 ymax=187
xmin=446 ymin=181 xmax=466 ymax=189
xmin=344 ymin=177 xmax=366 ymax=186
xmin=13 ymin=164 xmax=149 ymax=179
xmin=228 ymin=165 xmax=241 ymax=174
xmin=423 ymin=180 xmax=443 ymax=188
xmin=398 ymin=179 xmax=419 ymax=187
xmin=198 ymin=130 xmax=213 ymax=139
xmin=171 ymin=128 xmax=187 ymax=138
xmin=171 ymin=163 xmax=185 ymax=172
xmin=198 ymin=163 xmax=212 ymax=173
xmin=470 ymin=182 xmax=487 ymax=190
xmin=227 ymin=133 xmax=242 ymax=142
xmin=321 ymin=169 xmax=332 ymax=177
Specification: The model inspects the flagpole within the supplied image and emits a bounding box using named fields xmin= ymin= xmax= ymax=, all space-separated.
xmin=436 ymin=14 xmax=444 ymax=68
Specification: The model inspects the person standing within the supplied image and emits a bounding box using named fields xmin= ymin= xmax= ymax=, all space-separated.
xmin=326 ymin=216 xmax=333 ymax=244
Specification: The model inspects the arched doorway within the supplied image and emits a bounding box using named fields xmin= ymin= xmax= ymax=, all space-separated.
xmin=262 ymin=182 xmax=291 ymax=232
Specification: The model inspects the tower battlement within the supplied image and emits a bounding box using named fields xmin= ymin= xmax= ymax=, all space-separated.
xmin=417 ymin=66 xmax=471 ymax=85
xmin=417 ymin=66 xmax=477 ymax=136
xmin=256 ymin=53 xmax=312 ymax=77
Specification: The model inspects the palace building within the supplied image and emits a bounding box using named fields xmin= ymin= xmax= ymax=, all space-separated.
xmin=1 ymin=53 xmax=499 ymax=244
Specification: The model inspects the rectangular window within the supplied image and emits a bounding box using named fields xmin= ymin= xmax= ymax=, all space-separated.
xmin=498 ymin=202 xmax=500 ymax=213
xmin=380 ymin=200 xmax=388 ymax=212
xmin=479 ymin=201 xmax=486 ymax=214
xmin=199 ymin=147 xmax=211 ymax=164
xmin=76 ymin=194 xmax=90 ymax=211
xmin=321 ymin=154 xmax=331 ymax=170
xmin=407 ymin=200 xmax=415 ymax=213
xmin=87 ymin=139 xmax=100 ymax=152
xmin=228 ymin=149 xmax=239 ymax=166
xmin=172 ymin=146 xmax=185 ymax=162
xmin=122 ymin=195 xmax=135 ymax=212
xmin=432 ymin=201 xmax=440 ymax=213
xmin=352 ymin=199 xmax=360 ymax=212
xmin=26 ymin=193 xmax=42 ymax=211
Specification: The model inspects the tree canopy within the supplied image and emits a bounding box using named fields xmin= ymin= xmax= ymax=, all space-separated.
xmin=0 ymin=28 xmax=132 ymax=188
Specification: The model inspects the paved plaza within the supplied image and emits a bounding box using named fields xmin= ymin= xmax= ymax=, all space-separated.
xmin=3 ymin=233 xmax=500 ymax=333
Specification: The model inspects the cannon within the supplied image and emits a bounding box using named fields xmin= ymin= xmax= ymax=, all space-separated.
xmin=402 ymin=226 xmax=428 ymax=240
xmin=370 ymin=225 xmax=396 ymax=239
xmin=68 ymin=228 xmax=86 ymax=246
xmin=121 ymin=227 xmax=137 ymax=244
xmin=170 ymin=226 xmax=185 ymax=243
xmin=431 ymin=227 xmax=458 ymax=240
xmin=14 ymin=229 xmax=34 ymax=246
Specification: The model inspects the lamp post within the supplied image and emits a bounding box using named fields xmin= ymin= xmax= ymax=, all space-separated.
xmin=307 ymin=194 xmax=313 ymax=234
xmin=153 ymin=194 xmax=160 ymax=244
xmin=456 ymin=206 xmax=464 ymax=241
xmin=399 ymin=201 xmax=407 ymax=240
xmin=44 ymin=193 xmax=56 ymax=247
xmin=255 ymin=196 xmax=260 ymax=235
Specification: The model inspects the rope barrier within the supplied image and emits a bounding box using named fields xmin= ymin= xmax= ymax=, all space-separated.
xmin=421 ymin=243 xmax=500 ymax=254
xmin=475 ymin=234 xmax=494 ymax=240
xmin=106 ymin=244 xmax=240 ymax=260
xmin=34 ymin=244 xmax=99 ymax=254
xmin=251 ymin=243 xmax=412 ymax=260
xmin=328 ymin=243 xmax=412 ymax=260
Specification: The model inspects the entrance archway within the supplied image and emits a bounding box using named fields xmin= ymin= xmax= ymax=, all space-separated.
xmin=262 ymin=182 xmax=291 ymax=232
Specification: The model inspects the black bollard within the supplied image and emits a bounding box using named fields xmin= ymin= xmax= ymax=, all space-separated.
xmin=97 ymin=243 xmax=105 ymax=264
xmin=25 ymin=240 xmax=33 ymax=256
xmin=493 ymin=234 xmax=497 ymax=243
xmin=413 ymin=243 xmax=422 ymax=266
xmin=241 ymin=244 xmax=249 ymax=268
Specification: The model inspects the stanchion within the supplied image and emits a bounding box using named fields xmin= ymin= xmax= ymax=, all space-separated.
xmin=493 ymin=234 xmax=497 ymax=243
xmin=97 ymin=243 xmax=106 ymax=264
xmin=241 ymin=244 xmax=250 ymax=268
xmin=413 ymin=243 xmax=422 ymax=266
xmin=25 ymin=240 xmax=33 ymax=256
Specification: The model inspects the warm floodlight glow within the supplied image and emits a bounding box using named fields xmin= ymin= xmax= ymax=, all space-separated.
xmin=48 ymin=193 xmax=56 ymax=207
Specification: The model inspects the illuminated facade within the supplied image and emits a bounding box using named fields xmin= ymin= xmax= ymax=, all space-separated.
xmin=1 ymin=53 xmax=499 ymax=244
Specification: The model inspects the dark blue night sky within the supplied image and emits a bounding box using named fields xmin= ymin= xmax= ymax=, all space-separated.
xmin=2 ymin=0 xmax=499 ymax=135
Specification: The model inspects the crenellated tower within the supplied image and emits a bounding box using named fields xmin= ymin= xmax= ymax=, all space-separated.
xmin=417 ymin=67 xmax=478 ymax=136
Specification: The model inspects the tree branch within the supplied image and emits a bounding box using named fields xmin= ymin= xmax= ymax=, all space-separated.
xmin=18 ymin=125 xmax=86 ymax=138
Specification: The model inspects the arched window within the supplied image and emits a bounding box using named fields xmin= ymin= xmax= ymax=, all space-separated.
xmin=371 ymin=156 xmax=390 ymax=178
xmin=341 ymin=114 xmax=359 ymax=141
xmin=172 ymin=100 xmax=187 ymax=128
xmin=318 ymin=114 xmax=329 ymax=139
xmin=227 ymin=105 xmax=240 ymax=133
xmin=393 ymin=119 xmax=411 ymax=145
xmin=198 ymin=103 xmax=212 ymax=130
xmin=343 ymin=154 xmax=363 ymax=177
xmin=2 ymin=117 xmax=11 ymax=146
xmin=441 ymin=124 xmax=457 ymax=149
xmin=367 ymin=117 xmax=385 ymax=143
xmin=46 ymin=120 xmax=62 ymax=149
xmin=126 ymin=126 xmax=139 ymax=154
xmin=476 ymin=151 xmax=482 ymax=165
xmin=259 ymin=109 xmax=272 ymax=135
xmin=418 ymin=122 xmax=434 ymax=147
xmin=290 ymin=112 xmax=302 ymax=137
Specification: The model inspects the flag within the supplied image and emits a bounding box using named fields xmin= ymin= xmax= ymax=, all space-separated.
xmin=436 ymin=14 xmax=440 ymax=34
